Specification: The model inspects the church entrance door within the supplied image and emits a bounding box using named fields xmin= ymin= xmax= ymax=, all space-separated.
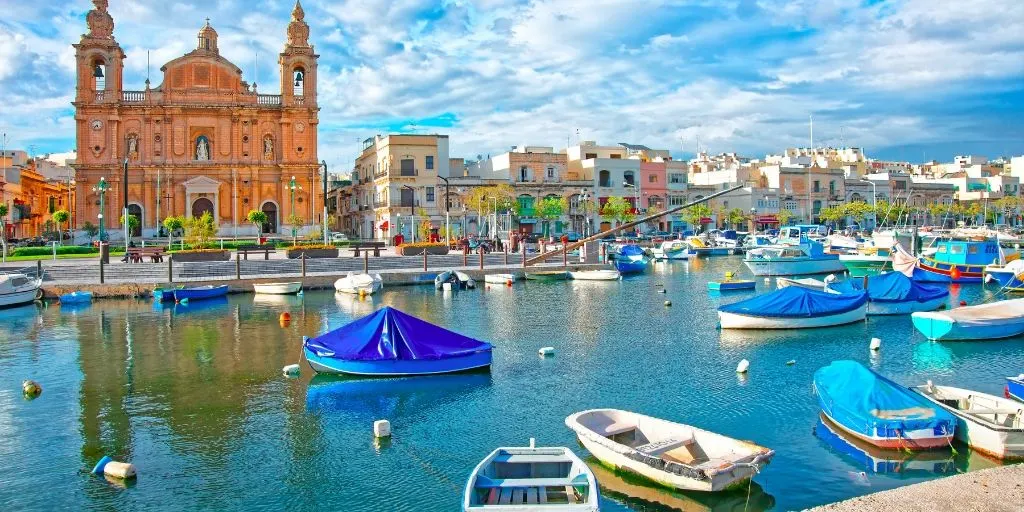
xmin=192 ymin=198 xmax=214 ymax=219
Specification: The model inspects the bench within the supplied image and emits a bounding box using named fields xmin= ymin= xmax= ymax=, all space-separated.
xmin=126 ymin=247 xmax=167 ymax=263
xmin=351 ymin=242 xmax=385 ymax=257
xmin=237 ymin=245 xmax=277 ymax=260
xmin=634 ymin=435 xmax=694 ymax=456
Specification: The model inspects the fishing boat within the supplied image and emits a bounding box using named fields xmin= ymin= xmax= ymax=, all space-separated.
xmin=0 ymin=273 xmax=42 ymax=309
xmin=707 ymin=272 xmax=755 ymax=291
xmin=483 ymin=273 xmax=517 ymax=285
xmin=717 ymin=286 xmax=867 ymax=329
xmin=651 ymin=240 xmax=691 ymax=260
xmin=1008 ymin=375 xmax=1024 ymax=402
xmin=569 ymin=270 xmax=621 ymax=281
xmin=463 ymin=440 xmax=599 ymax=511
xmin=59 ymin=291 xmax=93 ymax=305
xmin=814 ymin=414 xmax=956 ymax=476
xmin=173 ymin=285 xmax=229 ymax=302
xmin=913 ymin=237 xmax=1010 ymax=283
xmin=813 ymin=361 xmax=955 ymax=451
xmin=743 ymin=236 xmax=846 ymax=276
xmin=525 ymin=270 xmax=569 ymax=282
xmin=152 ymin=287 xmax=179 ymax=302
xmin=839 ymin=249 xmax=892 ymax=277
xmin=335 ymin=273 xmax=384 ymax=295
xmin=436 ymin=270 xmax=476 ymax=290
xmin=911 ymin=298 xmax=1024 ymax=341
xmin=565 ymin=408 xmax=774 ymax=492
xmin=253 ymin=282 xmax=302 ymax=295
xmin=913 ymin=381 xmax=1024 ymax=460
xmin=776 ymin=275 xmax=837 ymax=292
xmin=828 ymin=272 xmax=949 ymax=315
xmin=614 ymin=244 xmax=649 ymax=274
xmin=303 ymin=306 xmax=493 ymax=376
xmin=984 ymin=259 xmax=1024 ymax=291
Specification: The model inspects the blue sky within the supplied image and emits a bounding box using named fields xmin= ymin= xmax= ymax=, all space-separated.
xmin=1 ymin=0 xmax=1022 ymax=170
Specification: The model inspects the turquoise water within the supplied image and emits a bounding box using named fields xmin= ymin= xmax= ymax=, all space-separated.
xmin=1 ymin=256 xmax=1021 ymax=511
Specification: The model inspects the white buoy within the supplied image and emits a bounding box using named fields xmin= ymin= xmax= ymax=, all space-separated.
xmin=529 ymin=437 xmax=536 ymax=448
xmin=786 ymin=360 xmax=796 ymax=366
xmin=664 ymin=300 xmax=672 ymax=306
xmin=282 ymin=364 xmax=300 ymax=376
xmin=736 ymin=359 xmax=750 ymax=373
xmin=374 ymin=419 xmax=392 ymax=438
xmin=538 ymin=346 xmax=555 ymax=356
xmin=442 ymin=282 xmax=453 ymax=292
xmin=870 ymin=337 xmax=881 ymax=351
xmin=103 ymin=461 xmax=137 ymax=479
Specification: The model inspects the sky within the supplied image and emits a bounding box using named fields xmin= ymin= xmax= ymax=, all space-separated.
xmin=1 ymin=0 xmax=1022 ymax=171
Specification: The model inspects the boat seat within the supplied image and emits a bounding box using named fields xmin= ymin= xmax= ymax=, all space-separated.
xmin=498 ymin=488 xmax=513 ymax=505
xmin=526 ymin=487 xmax=538 ymax=504
xmin=696 ymin=457 xmax=736 ymax=474
xmin=596 ymin=421 xmax=636 ymax=437
xmin=634 ymin=434 xmax=694 ymax=456
xmin=512 ymin=488 xmax=524 ymax=504
xmin=485 ymin=488 xmax=499 ymax=505
xmin=475 ymin=477 xmax=581 ymax=488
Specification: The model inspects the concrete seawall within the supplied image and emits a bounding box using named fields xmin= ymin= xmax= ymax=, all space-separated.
xmin=807 ymin=464 xmax=1024 ymax=512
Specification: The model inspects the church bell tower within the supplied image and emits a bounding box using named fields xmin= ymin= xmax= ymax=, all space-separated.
xmin=74 ymin=0 xmax=125 ymax=105
xmin=279 ymin=0 xmax=318 ymax=108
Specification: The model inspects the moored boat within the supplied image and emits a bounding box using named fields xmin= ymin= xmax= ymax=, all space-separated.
xmin=707 ymin=272 xmax=755 ymax=291
xmin=565 ymin=408 xmax=774 ymax=492
xmin=1008 ymin=375 xmax=1024 ymax=402
xmin=153 ymin=287 xmax=179 ymax=302
xmin=173 ymin=285 xmax=229 ymax=302
xmin=483 ymin=273 xmax=517 ymax=285
xmin=813 ymin=360 xmax=955 ymax=451
xmin=984 ymin=259 xmax=1024 ymax=291
xmin=828 ymin=271 xmax=949 ymax=315
xmin=614 ymin=244 xmax=649 ymax=274
xmin=651 ymin=240 xmax=691 ymax=260
xmin=437 ymin=270 xmax=477 ymax=289
xmin=303 ymin=306 xmax=493 ymax=376
xmin=839 ymin=252 xmax=892 ymax=277
xmin=776 ymin=275 xmax=836 ymax=292
xmin=717 ymin=286 xmax=867 ymax=329
xmin=335 ymin=273 xmax=384 ymax=295
xmin=569 ymin=269 xmax=621 ymax=281
xmin=814 ymin=414 xmax=956 ymax=476
xmin=59 ymin=291 xmax=94 ymax=305
xmin=0 ymin=273 xmax=42 ymax=309
xmin=743 ymin=236 xmax=845 ymax=276
xmin=911 ymin=298 xmax=1024 ymax=341
xmin=253 ymin=282 xmax=302 ymax=295
xmin=463 ymin=440 xmax=599 ymax=511
xmin=913 ymin=382 xmax=1024 ymax=460
xmin=913 ymin=237 xmax=1011 ymax=283
xmin=525 ymin=270 xmax=569 ymax=281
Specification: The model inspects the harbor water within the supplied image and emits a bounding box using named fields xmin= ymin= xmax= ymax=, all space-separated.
xmin=1 ymin=256 xmax=1022 ymax=511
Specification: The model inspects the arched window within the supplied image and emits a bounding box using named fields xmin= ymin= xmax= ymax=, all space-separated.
xmin=599 ymin=170 xmax=611 ymax=187
xmin=92 ymin=59 xmax=106 ymax=99
xmin=293 ymin=67 xmax=305 ymax=97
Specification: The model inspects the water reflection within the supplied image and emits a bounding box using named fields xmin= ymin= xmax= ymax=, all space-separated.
xmin=306 ymin=372 xmax=492 ymax=421
xmin=912 ymin=342 xmax=954 ymax=373
xmin=814 ymin=415 xmax=956 ymax=477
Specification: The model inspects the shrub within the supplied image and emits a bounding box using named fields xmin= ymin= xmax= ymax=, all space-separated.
xmin=13 ymin=246 xmax=99 ymax=257
xmin=287 ymin=244 xmax=335 ymax=250
xmin=399 ymin=242 xmax=447 ymax=248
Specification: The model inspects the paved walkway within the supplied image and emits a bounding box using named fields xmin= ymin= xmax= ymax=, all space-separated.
xmin=807 ymin=464 xmax=1024 ymax=512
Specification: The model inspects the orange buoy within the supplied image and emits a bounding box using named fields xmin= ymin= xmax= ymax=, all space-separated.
xmin=280 ymin=312 xmax=291 ymax=322
xmin=959 ymin=300 xmax=967 ymax=306
xmin=506 ymin=280 xmax=513 ymax=287
xmin=950 ymin=267 xmax=961 ymax=281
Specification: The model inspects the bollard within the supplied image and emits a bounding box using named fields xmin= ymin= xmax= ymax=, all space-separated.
xmin=504 ymin=246 xmax=509 ymax=266
xmin=37 ymin=260 xmax=42 ymax=279
xmin=463 ymin=246 xmax=468 ymax=267
xmin=522 ymin=246 xmax=527 ymax=268
xmin=168 ymin=257 xmax=173 ymax=283
xmin=235 ymin=253 xmax=241 ymax=280
xmin=423 ymin=249 xmax=428 ymax=271
xmin=479 ymin=248 xmax=484 ymax=270
xmin=301 ymin=253 xmax=307 ymax=277
xmin=363 ymin=251 xmax=369 ymax=273
xmin=563 ymin=247 xmax=568 ymax=268
xmin=99 ymin=258 xmax=105 ymax=284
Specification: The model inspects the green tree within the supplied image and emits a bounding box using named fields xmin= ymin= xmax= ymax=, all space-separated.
xmin=0 ymin=204 xmax=8 ymax=245
xmin=466 ymin=184 xmax=517 ymax=216
xmin=82 ymin=221 xmax=99 ymax=243
xmin=776 ymin=208 xmax=794 ymax=226
xmin=163 ymin=216 xmax=185 ymax=248
xmin=818 ymin=205 xmax=845 ymax=227
xmin=119 ymin=213 xmax=141 ymax=240
xmin=726 ymin=208 xmax=748 ymax=229
xmin=600 ymin=196 xmax=636 ymax=226
xmin=246 ymin=210 xmax=268 ymax=237
xmin=961 ymin=202 xmax=981 ymax=225
xmin=184 ymin=212 xmax=217 ymax=249
xmin=52 ymin=209 xmax=70 ymax=245
xmin=286 ymin=213 xmax=304 ymax=244
xmin=645 ymin=205 xmax=663 ymax=229
xmin=843 ymin=201 xmax=872 ymax=225
xmin=682 ymin=204 xmax=712 ymax=230
xmin=536 ymin=196 xmax=567 ymax=237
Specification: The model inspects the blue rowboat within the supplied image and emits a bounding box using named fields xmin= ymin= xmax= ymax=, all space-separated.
xmin=814 ymin=414 xmax=956 ymax=476
xmin=828 ymin=271 xmax=949 ymax=315
xmin=614 ymin=245 xmax=649 ymax=274
xmin=173 ymin=285 xmax=229 ymax=302
xmin=912 ymin=297 xmax=1024 ymax=341
xmin=813 ymin=360 xmax=955 ymax=451
xmin=153 ymin=287 xmax=180 ymax=302
xmin=303 ymin=306 xmax=493 ymax=376
xmin=59 ymin=291 xmax=93 ymax=305
xmin=708 ymin=280 xmax=755 ymax=291
xmin=1007 ymin=375 xmax=1024 ymax=402
xmin=984 ymin=260 xmax=1024 ymax=291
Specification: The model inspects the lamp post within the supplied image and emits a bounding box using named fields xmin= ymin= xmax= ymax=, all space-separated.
xmin=122 ymin=158 xmax=129 ymax=251
xmin=438 ymin=176 xmax=450 ymax=242
xmin=93 ymin=177 xmax=109 ymax=242
xmin=287 ymin=175 xmax=301 ymax=240
xmin=579 ymin=188 xmax=591 ymax=237
xmin=321 ymin=160 xmax=329 ymax=244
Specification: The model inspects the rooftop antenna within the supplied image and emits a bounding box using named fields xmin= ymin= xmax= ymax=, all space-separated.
xmin=840 ymin=125 xmax=845 ymax=149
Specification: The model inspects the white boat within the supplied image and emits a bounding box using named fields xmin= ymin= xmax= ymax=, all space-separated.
xmin=776 ymin=275 xmax=837 ymax=292
xmin=484 ymin=273 xmax=517 ymax=285
xmin=718 ymin=286 xmax=868 ymax=329
xmin=743 ymin=237 xmax=846 ymax=276
xmin=436 ymin=270 xmax=476 ymax=290
xmin=912 ymin=298 xmax=1024 ymax=341
xmin=0 ymin=273 xmax=42 ymax=308
xmin=825 ymin=234 xmax=861 ymax=252
xmin=913 ymin=382 xmax=1024 ymax=460
xmin=569 ymin=269 xmax=621 ymax=281
xmin=334 ymin=273 xmax=383 ymax=295
xmin=565 ymin=409 xmax=774 ymax=493
xmin=253 ymin=282 xmax=302 ymax=295
xmin=463 ymin=440 xmax=599 ymax=511
xmin=651 ymin=241 xmax=691 ymax=260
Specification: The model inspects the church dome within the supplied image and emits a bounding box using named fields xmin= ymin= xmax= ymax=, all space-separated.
xmin=197 ymin=19 xmax=219 ymax=53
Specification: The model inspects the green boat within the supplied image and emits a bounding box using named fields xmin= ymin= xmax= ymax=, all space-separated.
xmin=838 ymin=254 xmax=891 ymax=277
xmin=525 ymin=270 xmax=569 ymax=281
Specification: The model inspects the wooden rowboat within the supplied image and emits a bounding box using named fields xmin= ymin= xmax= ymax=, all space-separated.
xmin=463 ymin=440 xmax=599 ymax=511
xmin=253 ymin=282 xmax=302 ymax=295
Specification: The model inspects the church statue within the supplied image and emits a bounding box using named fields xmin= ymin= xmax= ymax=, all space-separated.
xmin=264 ymin=136 xmax=274 ymax=158
xmin=127 ymin=135 xmax=138 ymax=158
xmin=196 ymin=137 xmax=209 ymax=161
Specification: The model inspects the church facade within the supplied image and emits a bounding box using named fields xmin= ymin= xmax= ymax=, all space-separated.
xmin=72 ymin=0 xmax=320 ymax=237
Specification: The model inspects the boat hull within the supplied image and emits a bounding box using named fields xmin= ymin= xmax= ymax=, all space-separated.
xmin=173 ymin=285 xmax=229 ymax=302
xmin=525 ymin=271 xmax=568 ymax=281
xmin=463 ymin=446 xmax=600 ymax=512
xmin=615 ymin=259 xmax=648 ymax=274
xmin=839 ymin=255 xmax=890 ymax=277
xmin=911 ymin=311 xmax=1024 ymax=341
xmin=916 ymin=260 xmax=984 ymax=283
xmin=708 ymin=280 xmax=755 ymax=291
xmin=1008 ymin=378 xmax=1024 ymax=402
xmin=59 ymin=292 xmax=93 ymax=305
xmin=0 ymin=287 xmax=41 ymax=308
xmin=569 ymin=270 xmax=621 ymax=281
xmin=483 ymin=274 xmax=516 ymax=285
xmin=820 ymin=410 xmax=953 ymax=451
xmin=336 ymin=275 xmax=383 ymax=295
xmin=914 ymin=386 xmax=1024 ymax=460
xmin=868 ymin=295 xmax=948 ymax=316
xmin=304 ymin=347 xmax=492 ymax=376
xmin=153 ymin=288 xmax=178 ymax=302
xmin=718 ymin=304 xmax=866 ymax=329
xmin=253 ymin=282 xmax=302 ymax=295
xmin=743 ymin=257 xmax=846 ymax=276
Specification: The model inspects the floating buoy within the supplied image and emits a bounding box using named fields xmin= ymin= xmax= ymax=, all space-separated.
xmin=22 ymin=380 xmax=42 ymax=398
xmin=92 ymin=456 xmax=136 ymax=479
xmin=506 ymin=280 xmax=513 ymax=287
xmin=658 ymin=289 xmax=667 ymax=294
xmin=280 ymin=312 xmax=291 ymax=322
xmin=959 ymin=300 xmax=967 ymax=306
xmin=664 ymin=300 xmax=672 ymax=307
xmin=870 ymin=337 xmax=881 ymax=351
xmin=737 ymin=358 xmax=753 ymax=374
xmin=725 ymin=272 xmax=735 ymax=280
xmin=950 ymin=267 xmax=961 ymax=281
xmin=374 ymin=419 xmax=392 ymax=438
xmin=786 ymin=360 xmax=796 ymax=366
xmin=538 ymin=346 xmax=555 ymax=356
xmin=282 ymin=364 xmax=300 ymax=376
xmin=359 ymin=289 xmax=367 ymax=297
xmin=92 ymin=456 xmax=112 ymax=475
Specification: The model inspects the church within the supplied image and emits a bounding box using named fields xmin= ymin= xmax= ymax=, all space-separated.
xmin=72 ymin=0 xmax=321 ymax=237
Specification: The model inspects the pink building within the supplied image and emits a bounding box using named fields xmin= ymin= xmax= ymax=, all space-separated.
xmin=640 ymin=161 xmax=669 ymax=230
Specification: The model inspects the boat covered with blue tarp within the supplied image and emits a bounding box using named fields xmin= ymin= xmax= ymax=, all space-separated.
xmin=717 ymin=286 xmax=867 ymax=329
xmin=304 ymin=306 xmax=493 ymax=376
xmin=828 ymin=272 xmax=949 ymax=315
xmin=614 ymin=244 xmax=649 ymax=274
xmin=813 ymin=360 xmax=955 ymax=450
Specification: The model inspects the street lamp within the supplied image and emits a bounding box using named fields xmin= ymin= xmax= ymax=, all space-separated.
xmin=287 ymin=175 xmax=302 ymax=240
xmin=437 ymin=176 xmax=450 ymax=243
xmin=750 ymin=207 xmax=757 ymax=233
xmin=579 ymin=188 xmax=591 ymax=237
xmin=93 ymin=177 xmax=109 ymax=242
xmin=321 ymin=160 xmax=329 ymax=244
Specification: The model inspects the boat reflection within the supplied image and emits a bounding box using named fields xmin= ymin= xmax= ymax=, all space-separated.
xmin=252 ymin=293 xmax=304 ymax=308
xmin=586 ymin=457 xmax=775 ymax=511
xmin=912 ymin=341 xmax=954 ymax=373
xmin=305 ymin=371 xmax=492 ymax=420
xmin=153 ymin=296 xmax=230 ymax=315
xmin=814 ymin=414 xmax=956 ymax=476
xmin=333 ymin=292 xmax=379 ymax=317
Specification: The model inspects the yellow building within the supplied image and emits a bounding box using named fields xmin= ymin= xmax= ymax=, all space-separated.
xmin=1 ymin=151 xmax=73 ymax=239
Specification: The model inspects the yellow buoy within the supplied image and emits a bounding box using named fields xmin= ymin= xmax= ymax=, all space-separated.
xmin=22 ymin=379 xmax=42 ymax=398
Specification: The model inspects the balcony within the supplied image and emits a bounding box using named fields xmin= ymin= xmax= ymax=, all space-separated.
xmin=122 ymin=91 xmax=146 ymax=103
xmin=257 ymin=94 xmax=282 ymax=106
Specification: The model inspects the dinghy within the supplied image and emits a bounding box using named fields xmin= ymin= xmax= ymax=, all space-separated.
xmin=152 ymin=287 xmax=179 ymax=302
xmin=253 ymin=282 xmax=302 ymax=295
xmin=813 ymin=361 xmax=955 ymax=451
xmin=436 ymin=270 xmax=476 ymax=290
xmin=1008 ymin=375 xmax=1024 ymax=402
xmin=525 ymin=271 xmax=569 ymax=281
xmin=717 ymin=286 xmax=867 ymax=329
xmin=483 ymin=273 xmax=517 ymax=285
xmin=59 ymin=291 xmax=93 ymax=305
xmin=708 ymin=272 xmax=755 ymax=291
xmin=335 ymin=273 xmax=384 ymax=295
xmin=984 ymin=259 xmax=1024 ymax=291
xmin=913 ymin=382 xmax=1024 ymax=460
xmin=651 ymin=240 xmax=691 ymax=260
xmin=0 ymin=273 xmax=42 ymax=309
xmin=173 ymin=285 xmax=229 ymax=302
xmin=614 ymin=244 xmax=649 ymax=274
xmin=828 ymin=272 xmax=949 ymax=315
xmin=776 ymin=275 xmax=836 ymax=292
xmin=565 ymin=409 xmax=774 ymax=492
xmin=814 ymin=414 xmax=956 ymax=476
xmin=911 ymin=298 xmax=1024 ymax=341
xmin=463 ymin=440 xmax=599 ymax=511
xmin=303 ymin=306 xmax=492 ymax=376
xmin=569 ymin=269 xmax=621 ymax=281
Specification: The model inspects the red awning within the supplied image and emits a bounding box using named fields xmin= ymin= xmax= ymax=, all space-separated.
xmin=379 ymin=221 xmax=390 ymax=230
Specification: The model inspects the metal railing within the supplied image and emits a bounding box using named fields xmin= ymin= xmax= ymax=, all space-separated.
xmin=257 ymin=94 xmax=282 ymax=106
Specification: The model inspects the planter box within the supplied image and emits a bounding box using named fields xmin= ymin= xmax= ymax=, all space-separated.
xmin=287 ymin=248 xmax=339 ymax=259
xmin=171 ymin=250 xmax=231 ymax=262
xmin=397 ymin=245 xmax=450 ymax=256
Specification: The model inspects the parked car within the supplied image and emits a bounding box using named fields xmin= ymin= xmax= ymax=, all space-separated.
xmin=331 ymin=232 xmax=349 ymax=243
xmin=563 ymin=231 xmax=583 ymax=242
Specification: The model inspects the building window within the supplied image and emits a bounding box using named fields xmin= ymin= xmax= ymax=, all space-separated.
xmin=669 ymin=173 xmax=684 ymax=184
xmin=547 ymin=167 xmax=555 ymax=179
xmin=610 ymin=154 xmax=622 ymax=159
xmin=426 ymin=187 xmax=435 ymax=203
xmin=623 ymin=171 xmax=635 ymax=186
xmin=599 ymin=170 xmax=611 ymax=187
xmin=585 ymin=153 xmax=597 ymax=160
xmin=648 ymin=174 xmax=657 ymax=183
xmin=669 ymin=195 xmax=685 ymax=206
xmin=426 ymin=155 xmax=434 ymax=170
xmin=829 ymin=180 xmax=836 ymax=194
xmin=813 ymin=180 xmax=820 ymax=193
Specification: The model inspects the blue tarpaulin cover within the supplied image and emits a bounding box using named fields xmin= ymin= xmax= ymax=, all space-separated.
xmin=830 ymin=272 xmax=949 ymax=303
xmin=814 ymin=360 xmax=954 ymax=438
xmin=718 ymin=286 xmax=867 ymax=318
xmin=304 ymin=307 xmax=492 ymax=361
xmin=619 ymin=244 xmax=645 ymax=257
